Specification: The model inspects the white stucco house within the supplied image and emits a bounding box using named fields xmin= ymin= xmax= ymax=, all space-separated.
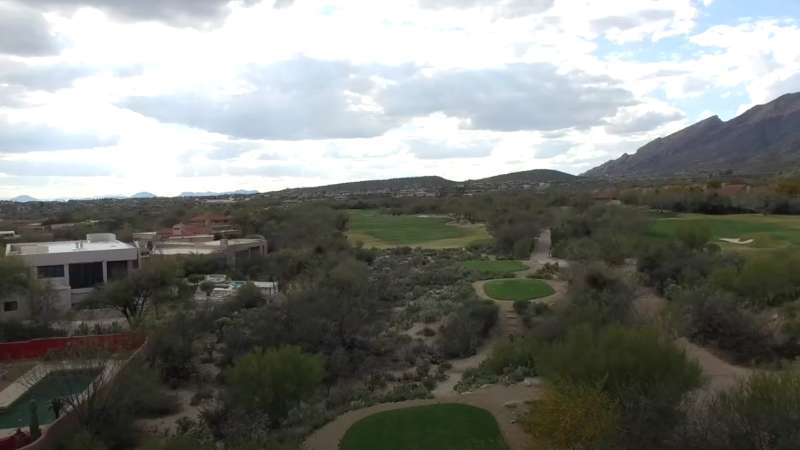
xmin=1 ymin=233 xmax=140 ymax=321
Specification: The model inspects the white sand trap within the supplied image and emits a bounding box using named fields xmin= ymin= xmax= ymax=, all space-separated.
xmin=719 ymin=237 xmax=754 ymax=245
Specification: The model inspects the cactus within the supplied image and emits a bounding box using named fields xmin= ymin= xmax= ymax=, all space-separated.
xmin=29 ymin=399 xmax=41 ymax=440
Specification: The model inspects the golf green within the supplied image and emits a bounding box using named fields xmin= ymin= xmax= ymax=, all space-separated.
xmin=484 ymin=279 xmax=555 ymax=301
xmin=340 ymin=403 xmax=509 ymax=450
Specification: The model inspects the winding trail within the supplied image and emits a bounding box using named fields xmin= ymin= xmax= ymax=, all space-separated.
xmin=304 ymin=230 xmax=563 ymax=450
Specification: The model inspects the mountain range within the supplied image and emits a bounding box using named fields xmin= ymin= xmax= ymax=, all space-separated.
xmin=585 ymin=92 xmax=800 ymax=178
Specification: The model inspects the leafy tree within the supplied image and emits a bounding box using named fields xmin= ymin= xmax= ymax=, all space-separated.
xmin=0 ymin=256 xmax=29 ymax=297
xmin=199 ymin=280 xmax=216 ymax=298
xmin=88 ymin=261 xmax=179 ymax=326
xmin=226 ymin=346 xmax=324 ymax=425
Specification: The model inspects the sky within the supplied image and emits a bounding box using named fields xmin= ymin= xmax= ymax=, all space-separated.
xmin=1 ymin=0 xmax=800 ymax=199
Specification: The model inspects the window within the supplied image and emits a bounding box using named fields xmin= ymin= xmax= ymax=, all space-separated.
xmin=3 ymin=301 xmax=18 ymax=312
xmin=37 ymin=265 xmax=65 ymax=279
xmin=107 ymin=260 xmax=129 ymax=281
xmin=69 ymin=262 xmax=104 ymax=289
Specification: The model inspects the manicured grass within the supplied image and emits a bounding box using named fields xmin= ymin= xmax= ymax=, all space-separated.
xmin=340 ymin=404 xmax=509 ymax=450
xmin=347 ymin=210 xmax=491 ymax=249
xmin=648 ymin=213 xmax=800 ymax=251
xmin=463 ymin=259 xmax=528 ymax=274
xmin=484 ymin=279 xmax=555 ymax=301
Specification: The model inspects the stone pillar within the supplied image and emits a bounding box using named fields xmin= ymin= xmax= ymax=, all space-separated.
xmin=102 ymin=261 xmax=108 ymax=283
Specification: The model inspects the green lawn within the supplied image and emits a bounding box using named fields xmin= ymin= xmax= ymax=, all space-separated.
xmin=347 ymin=210 xmax=491 ymax=249
xmin=484 ymin=279 xmax=555 ymax=301
xmin=464 ymin=259 xmax=528 ymax=274
xmin=649 ymin=213 xmax=800 ymax=252
xmin=340 ymin=404 xmax=509 ymax=450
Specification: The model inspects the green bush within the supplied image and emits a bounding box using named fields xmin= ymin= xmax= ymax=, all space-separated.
xmin=537 ymin=325 xmax=704 ymax=449
xmin=226 ymin=346 xmax=324 ymax=424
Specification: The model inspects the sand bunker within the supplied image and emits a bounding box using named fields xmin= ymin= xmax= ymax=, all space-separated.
xmin=719 ymin=237 xmax=754 ymax=245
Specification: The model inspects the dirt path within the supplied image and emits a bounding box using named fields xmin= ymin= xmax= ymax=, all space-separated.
xmin=304 ymin=231 xmax=568 ymax=450
xmin=632 ymin=290 xmax=753 ymax=395
xmin=304 ymin=384 xmax=541 ymax=450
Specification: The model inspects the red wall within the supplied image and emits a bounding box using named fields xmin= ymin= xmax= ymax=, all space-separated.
xmin=0 ymin=334 xmax=144 ymax=361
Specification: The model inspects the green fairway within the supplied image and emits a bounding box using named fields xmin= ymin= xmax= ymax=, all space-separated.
xmin=347 ymin=210 xmax=491 ymax=248
xmin=484 ymin=279 xmax=555 ymax=301
xmin=464 ymin=259 xmax=528 ymax=274
xmin=649 ymin=213 xmax=800 ymax=251
xmin=340 ymin=404 xmax=509 ymax=450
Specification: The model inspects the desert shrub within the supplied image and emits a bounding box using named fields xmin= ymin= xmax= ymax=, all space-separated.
xmin=524 ymin=382 xmax=620 ymax=450
xmin=564 ymin=263 xmax=634 ymax=327
xmin=537 ymin=325 xmax=704 ymax=449
xmin=438 ymin=300 xmax=498 ymax=358
xmin=63 ymin=431 xmax=109 ymax=450
xmin=0 ymin=321 xmax=66 ymax=342
xmin=136 ymin=436 xmax=213 ymax=450
xmin=146 ymin=312 xmax=196 ymax=386
xmin=673 ymin=372 xmax=800 ymax=450
xmin=512 ymin=237 xmax=535 ymax=259
xmin=226 ymin=346 xmax=324 ymax=425
xmin=482 ymin=337 xmax=537 ymax=376
xmin=675 ymin=286 xmax=774 ymax=364
xmin=513 ymin=299 xmax=530 ymax=315
xmin=711 ymin=251 xmax=800 ymax=307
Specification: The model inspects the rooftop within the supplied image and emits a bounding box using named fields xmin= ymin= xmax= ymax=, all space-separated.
xmin=5 ymin=233 xmax=135 ymax=256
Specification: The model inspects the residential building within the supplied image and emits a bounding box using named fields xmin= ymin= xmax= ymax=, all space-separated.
xmin=2 ymin=233 xmax=140 ymax=321
xmin=133 ymin=233 xmax=267 ymax=266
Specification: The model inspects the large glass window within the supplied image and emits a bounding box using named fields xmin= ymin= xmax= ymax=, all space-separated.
xmin=107 ymin=260 xmax=129 ymax=281
xmin=37 ymin=265 xmax=65 ymax=279
xmin=3 ymin=301 xmax=19 ymax=312
xmin=69 ymin=262 xmax=104 ymax=289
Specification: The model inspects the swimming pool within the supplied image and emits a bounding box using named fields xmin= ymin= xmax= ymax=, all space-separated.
xmin=0 ymin=369 xmax=100 ymax=429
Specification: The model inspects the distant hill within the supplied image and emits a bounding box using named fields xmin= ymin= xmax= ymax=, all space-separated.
xmin=585 ymin=92 xmax=800 ymax=178
xmin=10 ymin=195 xmax=38 ymax=203
xmin=179 ymin=190 xmax=259 ymax=197
xmin=289 ymin=176 xmax=455 ymax=195
xmin=277 ymin=170 xmax=578 ymax=197
xmin=131 ymin=192 xmax=156 ymax=199
xmin=473 ymin=169 xmax=578 ymax=184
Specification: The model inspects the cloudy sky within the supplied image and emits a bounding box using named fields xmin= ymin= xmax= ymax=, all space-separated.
xmin=1 ymin=0 xmax=799 ymax=199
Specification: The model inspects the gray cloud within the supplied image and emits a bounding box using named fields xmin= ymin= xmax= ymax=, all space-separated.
xmin=382 ymin=63 xmax=635 ymax=132
xmin=121 ymin=58 xmax=395 ymax=140
xmin=21 ymin=0 xmax=267 ymax=27
xmin=418 ymin=0 xmax=553 ymax=17
xmin=0 ymin=116 xmax=116 ymax=153
xmin=0 ymin=2 xmax=59 ymax=56
xmin=227 ymin=163 xmax=312 ymax=177
xmin=590 ymin=9 xmax=675 ymax=33
xmin=0 ymin=58 xmax=91 ymax=91
xmin=535 ymin=141 xmax=573 ymax=159
xmin=605 ymin=110 xmax=684 ymax=134
xmin=766 ymin=73 xmax=800 ymax=100
xmin=122 ymin=60 xmax=634 ymax=139
xmin=408 ymin=140 xmax=494 ymax=159
xmin=0 ymin=159 xmax=111 ymax=176
xmin=206 ymin=141 xmax=261 ymax=160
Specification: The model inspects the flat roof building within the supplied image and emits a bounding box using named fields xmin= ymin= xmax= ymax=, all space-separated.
xmin=134 ymin=233 xmax=266 ymax=266
xmin=2 ymin=233 xmax=140 ymax=322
